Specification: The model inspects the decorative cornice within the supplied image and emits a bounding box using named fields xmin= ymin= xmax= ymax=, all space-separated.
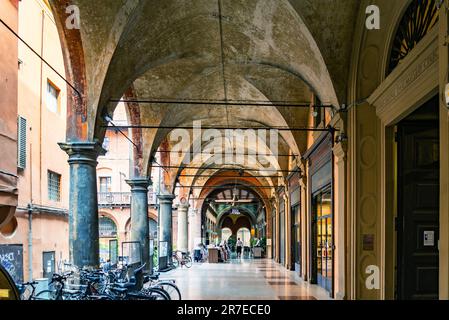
xmin=368 ymin=27 xmax=438 ymax=125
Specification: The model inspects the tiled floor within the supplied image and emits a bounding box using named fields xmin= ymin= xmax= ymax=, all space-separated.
xmin=160 ymin=258 xmax=332 ymax=300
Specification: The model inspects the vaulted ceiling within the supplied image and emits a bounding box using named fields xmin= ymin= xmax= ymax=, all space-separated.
xmin=50 ymin=0 xmax=362 ymax=196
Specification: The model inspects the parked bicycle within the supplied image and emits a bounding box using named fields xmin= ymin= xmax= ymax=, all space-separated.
xmin=17 ymin=262 xmax=181 ymax=301
xmin=19 ymin=281 xmax=38 ymax=300
xmin=143 ymin=272 xmax=182 ymax=300
xmin=33 ymin=271 xmax=73 ymax=300
xmin=172 ymin=251 xmax=192 ymax=268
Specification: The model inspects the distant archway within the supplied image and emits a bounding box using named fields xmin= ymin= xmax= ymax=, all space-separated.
xmin=221 ymin=228 xmax=232 ymax=242
xmin=99 ymin=216 xmax=117 ymax=263
xmin=236 ymin=228 xmax=251 ymax=247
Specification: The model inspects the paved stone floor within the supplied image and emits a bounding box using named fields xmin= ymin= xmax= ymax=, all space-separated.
xmin=161 ymin=258 xmax=332 ymax=300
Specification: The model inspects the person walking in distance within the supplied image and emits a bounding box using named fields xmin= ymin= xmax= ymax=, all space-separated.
xmin=236 ymin=238 xmax=243 ymax=259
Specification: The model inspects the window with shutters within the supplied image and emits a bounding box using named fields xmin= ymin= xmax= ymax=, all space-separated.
xmin=48 ymin=171 xmax=61 ymax=202
xmin=46 ymin=81 xmax=60 ymax=113
xmin=17 ymin=116 xmax=27 ymax=169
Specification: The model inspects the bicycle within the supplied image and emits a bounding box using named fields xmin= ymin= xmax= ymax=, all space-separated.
xmin=107 ymin=264 xmax=170 ymax=300
xmin=19 ymin=281 xmax=38 ymax=300
xmin=172 ymin=251 xmax=192 ymax=268
xmin=33 ymin=271 xmax=73 ymax=300
xmin=143 ymin=273 xmax=182 ymax=300
xmin=21 ymin=264 xmax=174 ymax=300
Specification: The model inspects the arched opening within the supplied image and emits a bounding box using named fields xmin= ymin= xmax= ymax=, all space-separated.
xmin=236 ymin=228 xmax=251 ymax=248
xmin=98 ymin=216 xmax=118 ymax=263
xmin=221 ymin=228 xmax=232 ymax=242
xmin=387 ymin=0 xmax=438 ymax=75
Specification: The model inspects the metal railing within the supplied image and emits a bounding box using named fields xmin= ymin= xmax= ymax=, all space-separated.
xmin=98 ymin=191 xmax=156 ymax=206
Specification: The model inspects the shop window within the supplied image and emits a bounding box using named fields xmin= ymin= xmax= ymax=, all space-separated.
xmin=313 ymin=187 xmax=333 ymax=293
xmin=47 ymin=171 xmax=61 ymax=202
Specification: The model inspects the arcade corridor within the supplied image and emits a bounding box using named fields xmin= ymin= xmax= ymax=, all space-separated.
xmin=1 ymin=0 xmax=449 ymax=303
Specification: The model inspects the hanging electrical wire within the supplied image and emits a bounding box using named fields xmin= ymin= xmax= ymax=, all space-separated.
xmin=151 ymin=164 xmax=300 ymax=174
xmin=102 ymin=124 xmax=336 ymax=132
xmin=109 ymin=98 xmax=333 ymax=109
xmin=103 ymin=115 xmax=139 ymax=149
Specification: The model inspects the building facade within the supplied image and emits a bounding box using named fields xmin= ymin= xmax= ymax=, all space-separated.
xmin=0 ymin=0 xmax=70 ymax=282
xmin=2 ymin=0 xmax=449 ymax=301
xmin=0 ymin=0 xmax=19 ymax=239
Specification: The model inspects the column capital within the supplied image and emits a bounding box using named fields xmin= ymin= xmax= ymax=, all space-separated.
xmin=59 ymin=141 xmax=106 ymax=166
xmin=177 ymin=204 xmax=190 ymax=211
xmin=157 ymin=193 xmax=175 ymax=204
xmin=126 ymin=177 xmax=151 ymax=192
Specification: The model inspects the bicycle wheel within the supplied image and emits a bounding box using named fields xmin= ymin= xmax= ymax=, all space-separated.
xmin=184 ymin=256 xmax=193 ymax=268
xmin=34 ymin=290 xmax=58 ymax=300
xmin=156 ymin=282 xmax=181 ymax=300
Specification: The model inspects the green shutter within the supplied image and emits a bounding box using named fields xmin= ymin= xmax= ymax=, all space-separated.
xmin=17 ymin=116 xmax=27 ymax=169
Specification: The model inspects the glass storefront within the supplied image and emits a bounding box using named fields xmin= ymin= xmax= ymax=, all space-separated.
xmin=279 ymin=198 xmax=285 ymax=265
xmin=292 ymin=205 xmax=301 ymax=273
xmin=314 ymin=187 xmax=333 ymax=293
xmin=271 ymin=207 xmax=276 ymax=260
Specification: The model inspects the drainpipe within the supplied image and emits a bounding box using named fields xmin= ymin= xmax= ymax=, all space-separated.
xmin=38 ymin=10 xmax=44 ymax=207
xmin=27 ymin=204 xmax=33 ymax=281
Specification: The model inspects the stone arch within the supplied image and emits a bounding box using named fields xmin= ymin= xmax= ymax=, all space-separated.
xmin=122 ymin=86 xmax=144 ymax=177
xmin=98 ymin=216 xmax=118 ymax=238
xmin=48 ymin=0 xmax=88 ymax=141
xmin=220 ymin=215 xmax=252 ymax=236
xmin=98 ymin=210 xmax=120 ymax=229
xmin=194 ymin=175 xmax=272 ymax=216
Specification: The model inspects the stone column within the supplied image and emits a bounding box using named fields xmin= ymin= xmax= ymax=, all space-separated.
xmin=283 ymin=193 xmax=291 ymax=270
xmin=333 ymin=141 xmax=348 ymax=300
xmin=275 ymin=198 xmax=280 ymax=263
xmin=126 ymin=178 xmax=151 ymax=271
xmin=299 ymin=175 xmax=308 ymax=280
xmin=188 ymin=207 xmax=200 ymax=251
xmin=177 ymin=204 xmax=189 ymax=252
xmin=157 ymin=193 xmax=175 ymax=270
xmin=59 ymin=141 xmax=105 ymax=268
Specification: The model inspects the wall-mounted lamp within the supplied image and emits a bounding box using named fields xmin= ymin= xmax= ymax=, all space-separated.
xmin=335 ymin=132 xmax=348 ymax=144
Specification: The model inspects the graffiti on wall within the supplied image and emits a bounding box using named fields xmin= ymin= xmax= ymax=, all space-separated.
xmin=0 ymin=245 xmax=23 ymax=284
